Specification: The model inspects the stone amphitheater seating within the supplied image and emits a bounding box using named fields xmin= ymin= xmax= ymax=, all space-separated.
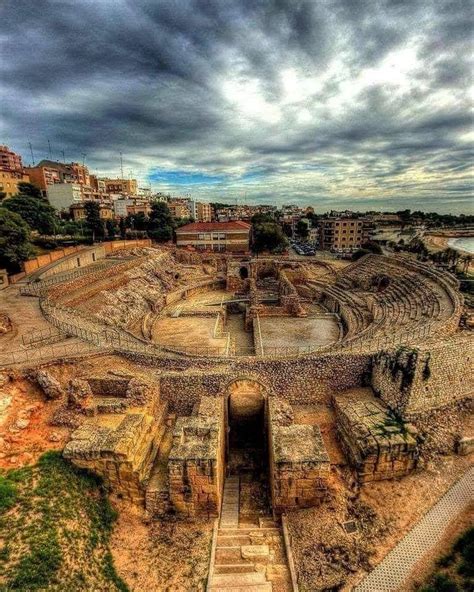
xmin=332 ymin=254 xmax=462 ymax=348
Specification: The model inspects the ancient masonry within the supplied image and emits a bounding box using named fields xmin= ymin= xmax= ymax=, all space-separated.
xmin=12 ymin=245 xmax=471 ymax=522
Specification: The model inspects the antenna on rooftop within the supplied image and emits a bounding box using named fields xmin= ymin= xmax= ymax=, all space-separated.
xmin=61 ymin=150 xmax=65 ymax=164
xmin=28 ymin=142 xmax=35 ymax=166
xmin=48 ymin=139 xmax=52 ymax=160
xmin=120 ymin=152 xmax=124 ymax=179
xmin=81 ymin=153 xmax=86 ymax=166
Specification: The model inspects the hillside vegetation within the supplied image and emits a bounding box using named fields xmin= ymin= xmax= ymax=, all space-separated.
xmin=0 ymin=451 xmax=128 ymax=592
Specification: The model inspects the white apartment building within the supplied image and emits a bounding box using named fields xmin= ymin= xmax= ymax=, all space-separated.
xmin=47 ymin=183 xmax=82 ymax=211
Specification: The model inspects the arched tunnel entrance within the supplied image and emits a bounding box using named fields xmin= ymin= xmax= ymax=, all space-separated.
xmin=226 ymin=379 xmax=266 ymax=473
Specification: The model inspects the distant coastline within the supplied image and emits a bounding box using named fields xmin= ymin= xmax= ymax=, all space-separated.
xmin=424 ymin=230 xmax=474 ymax=255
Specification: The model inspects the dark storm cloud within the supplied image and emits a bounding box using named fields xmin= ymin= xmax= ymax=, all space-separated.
xmin=0 ymin=0 xmax=472 ymax=212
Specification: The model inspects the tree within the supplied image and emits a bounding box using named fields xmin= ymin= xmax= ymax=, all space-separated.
xmin=352 ymin=248 xmax=371 ymax=261
xmin=148 ymin=201 xmax=175 ymax=242
xmin=17 ymin=182 xmax=43 ymax=199
xmin=295 ymin=219 xmax=309 ymax=240
xmin=361 ymin=241 xmax=382 ymax=254
xmin=106 ymin=218 xmax=118 ymax=238
xmin=84 ymin=201 xmax=105 ymax=240
xmin=59 ymin=220 xmax=82 ymax=236
xmin=251 ymin=212 xmax=274 ymax=225
xmin=126 ymin=212 xmax=148 ymax=231
xmin=252 ymin=222 xmax=288 ymax=253
xmin=119 ymin=217 xmax=127 ymax=239
xmin=2 ymin=195 xmax=58 ymax=234
xmin=0 ymin=208 xmax=32 ymax=272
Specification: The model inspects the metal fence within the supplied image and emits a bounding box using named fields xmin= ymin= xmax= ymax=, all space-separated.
xmin=19 ymin=260 xmax=114 ymax=296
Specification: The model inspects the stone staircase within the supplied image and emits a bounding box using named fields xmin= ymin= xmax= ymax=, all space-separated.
xmin=208 ymin=475 xmax=293 ymax=591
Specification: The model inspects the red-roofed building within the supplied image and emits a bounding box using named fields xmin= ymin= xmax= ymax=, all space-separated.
xmin=175 ymin=221 xmax=251 ymax=253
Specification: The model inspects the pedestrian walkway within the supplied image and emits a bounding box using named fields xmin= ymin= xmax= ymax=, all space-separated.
xmin=354 ymin=467 xmax=474 ymax=591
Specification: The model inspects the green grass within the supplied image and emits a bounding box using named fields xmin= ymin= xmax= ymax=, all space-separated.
xmin=0 ymin=451 xmax=129 ymax=592
xmin=417 ymin=526 xmax=474 ymax=592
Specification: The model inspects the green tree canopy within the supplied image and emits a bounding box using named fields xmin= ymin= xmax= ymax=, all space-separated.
xmin=148 ymin=201 xmax=175 ymax=242
xmin=0 ymin=208 xmax=32 ymax=272
xmin=361 ymin=240 xmax=382 ymax=254
xmin=126 ymin=212 xmax=148 ymax=231
xmin=295 ymin=219 xmax=309 ymax=239
xmin=17 ymin=182 xmax=43 ymax=199
xmin=252 ymin=222 xmax=288 ymax=253
xmin=105 ymin=218 xmax=118 ymax=238
xmin=84 ymin=201 xmax=105 ymax=240
xmin=2 ymin=195 xmax=58 ymax=234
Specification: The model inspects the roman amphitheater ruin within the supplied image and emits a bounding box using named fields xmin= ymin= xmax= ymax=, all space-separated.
xmin=0 ymin=241 xmax=472 ymax=591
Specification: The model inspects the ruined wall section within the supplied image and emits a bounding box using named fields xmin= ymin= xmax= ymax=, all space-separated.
xmin=168 ymin=397 xmax=225 ymax=518
xmin=268 ymin=398 xmax=330 ymax=513
xmin=63 ymin=377 xmax=166 ymax=502
xmin=333 ymin=389 xmax=420 ymax=483
xmin=372 ymin=335 xmax=473 ymax=417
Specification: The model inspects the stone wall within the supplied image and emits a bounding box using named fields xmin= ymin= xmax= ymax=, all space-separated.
xmin=371 ymin=335 xmax=473 ymax=417
xmin=63 ymin=376 xmax=166 ymax=502
xmin=333 ymin=388 xmax=420 ymax=482
xmin=268 ymin=398 xmax=330 ymax=513
xmin=168 ymin=397 xmax=225 ymax=517
xmin=159 ymin=353 xmax=371 ymax=412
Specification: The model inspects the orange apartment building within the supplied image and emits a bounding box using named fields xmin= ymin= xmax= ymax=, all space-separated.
xmin=25 ymin=160 xmax=90 ymax=195
xmin=175 ymin=221 xmax=251 ymax=253
xmin=0 ymin=146 xmax=30 ymax=198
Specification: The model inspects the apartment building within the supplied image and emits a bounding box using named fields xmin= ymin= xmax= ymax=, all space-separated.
xmin=0 ymin=145 xmax=30 ymax=198
xmin=168 ymin=197 xmax=192 ymax=219
xmin=0 ymin=170 xmax=30 ymax=198
xmin=102 ymin=178 xmax=138 ymax=195
xmin=0 ymin=145 xmax=23 ymax=173
xmin=318 ymin=218 xmax=364 ymax=251
xmin=47 ymin=183 xmax=83 ymax=210
xmin=175 ymin=221 xmax=251 ymax=252
xmin=70 ymin=202 xmax=113 ymax=222
xmin=25 ymin=160 xmax=90 ymax=195
xmin=113 ymin=197 xmax=151 ymax=218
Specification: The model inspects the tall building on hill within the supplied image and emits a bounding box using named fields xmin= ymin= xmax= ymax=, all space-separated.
xmin=0 ymin=145 xmax=29 ymax=198
xmin=25 ymin=160 xmax=90 ymax=195
xmin=0 ymin=145 xmax=23 ymax=173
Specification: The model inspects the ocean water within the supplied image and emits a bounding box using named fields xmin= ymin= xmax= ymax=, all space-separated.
xmin=447 ymin=236 xmax=474 ymax=254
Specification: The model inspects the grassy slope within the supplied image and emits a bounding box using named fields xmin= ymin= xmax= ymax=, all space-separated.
xmin=0 ymin=451 xmax=129 ymax=592
xmin=417 ymin=527 xmax=474 ymax=592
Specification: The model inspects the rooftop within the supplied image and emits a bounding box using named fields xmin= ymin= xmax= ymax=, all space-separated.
xmin=176 ymin=221 xmax=251 ymax=232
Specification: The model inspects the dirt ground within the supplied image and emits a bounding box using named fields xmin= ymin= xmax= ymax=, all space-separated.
xmin=259 ymin=315 xmax=341 ymax=350
xmin=287 ymin=452 xmax=473 ymax=591
xmin=151 ymin=315 xmax=227 ymax=350
xmin=110 ymin=504 xmax=213 ymax=592
xmin=0 ymin=371 xmax=69 ymax=469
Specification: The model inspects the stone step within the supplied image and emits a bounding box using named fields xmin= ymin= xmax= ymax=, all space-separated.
xmin=214 ymin=564 xmax=258 ymax=574
xmin=217 ymin=535 xmax=253 ymax=546
xmin=219 ymin=528 xmax=280 ymax=536
xmin=211 ymin=572 xmax=268 ymax=587
xmin=209 ymin=585 xmax=272 ymax=592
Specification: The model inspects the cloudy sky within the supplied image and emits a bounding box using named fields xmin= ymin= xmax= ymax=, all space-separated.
xmin=1 ymin=0 xmax=473 ymax=212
